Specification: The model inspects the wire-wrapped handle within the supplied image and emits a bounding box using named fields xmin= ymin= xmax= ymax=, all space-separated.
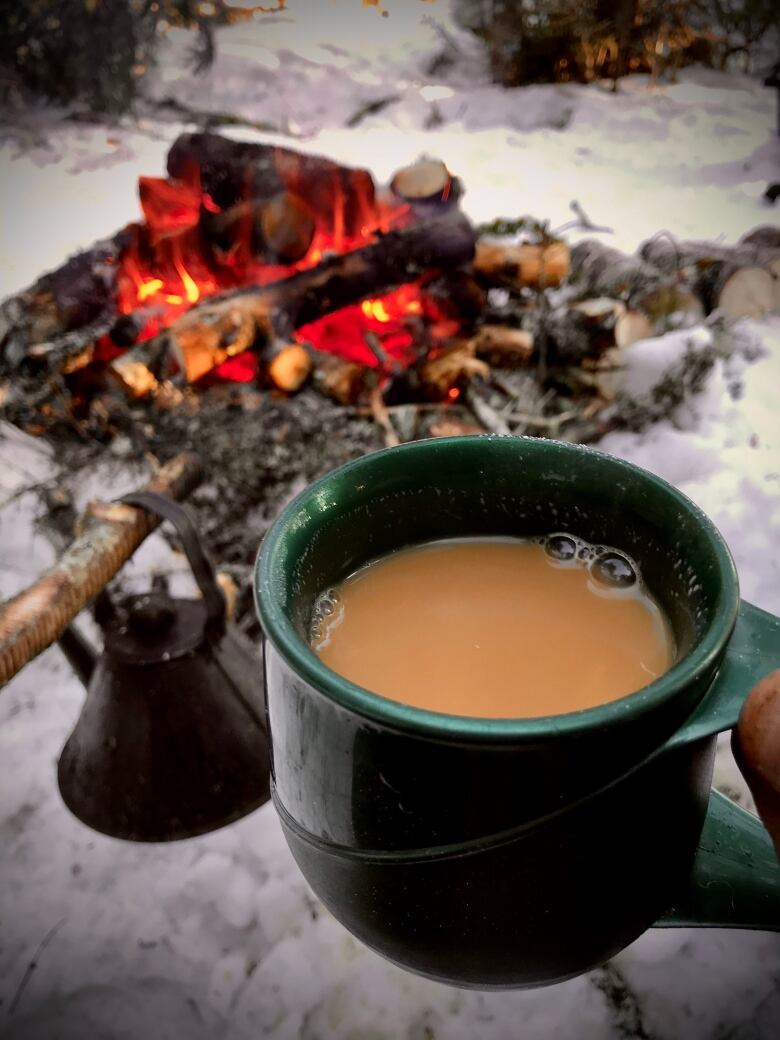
xmin=0 ymin=452 xmax=202 ymax=688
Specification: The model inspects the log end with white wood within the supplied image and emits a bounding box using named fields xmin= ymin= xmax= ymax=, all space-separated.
xmin=391 ymin=159 xmax=452 ymax=203
xmin=267 ymin=342 xmax=313 ymax=393
xmin=714 ymin=266 xmax=774 ymax=320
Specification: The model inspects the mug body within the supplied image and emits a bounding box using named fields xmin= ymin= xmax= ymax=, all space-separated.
xmin=256 ymin=436 xmax=738 ymax=986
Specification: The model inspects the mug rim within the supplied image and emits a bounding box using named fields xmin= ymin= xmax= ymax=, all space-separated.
xmin=255 ymin=436 xmax=739 ymax=743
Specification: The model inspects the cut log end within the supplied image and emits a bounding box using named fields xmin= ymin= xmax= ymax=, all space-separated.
xmin=614 ymin=310 xmax=654 ymax=348
xmin=717 ymin=267 xmax=774 ymax=320
xmin=267 ymin=343 xmax=313 ymax=393
xmin=391 ymin=159 xmax=451 ymax=202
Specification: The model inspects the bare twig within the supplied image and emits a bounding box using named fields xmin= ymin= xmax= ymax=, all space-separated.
xmin=464 ymin=382 xmax=512 ymax=436
xmin=347 ymin=94 xmax=402 ymax=128
xmin=553 ymin=200 xmax=614 ymax=237
xmin=8 ymin=918 xmax=67 ymax=1016
xmin=369 ymin=386 xmax=400 ymax=447
xmin=569 ymin=200 xmax=614 ymax=234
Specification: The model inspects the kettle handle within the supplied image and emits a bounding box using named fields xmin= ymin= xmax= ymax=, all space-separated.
xmin=119 ymin=491 xmax=225 ymax=629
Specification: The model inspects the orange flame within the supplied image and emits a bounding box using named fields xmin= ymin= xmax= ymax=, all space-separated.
xmin=361 ymin=299 xmax=391 ymax=323
xmin=172 ymin=241 xmax=201 ymax=305
xmin=138 ymin=278 xmax=164 ymax=302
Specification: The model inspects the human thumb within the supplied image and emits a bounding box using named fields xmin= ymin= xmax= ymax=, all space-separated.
xmin=734 ymin=669 xmax=780 ymax=860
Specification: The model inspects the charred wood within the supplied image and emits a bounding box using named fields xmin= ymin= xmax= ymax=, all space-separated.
xmin=166 ymin=132 xmax=376 ymax=237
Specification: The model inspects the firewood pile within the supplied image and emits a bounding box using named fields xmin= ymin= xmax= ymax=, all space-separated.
xmin=0 ymin=131 xmax=778 ymax=449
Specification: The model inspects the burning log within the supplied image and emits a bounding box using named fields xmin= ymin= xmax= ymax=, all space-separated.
xmin=0 ymin=452 xmax=202 ymax=688
xmin=474 ymin=239 xmax=571 ymax=290
xmin=0 ymin=231 xmax=130 ymax=376
xmin=0 ymin=135 xmax=382 ymax=392
xmin=199 ymin=192 xmax=316 ymax=265
xmin=109 ymin=211 xmax=476 ymax=397
xmin=166 ymin=132 xmax=376 ymax=237
xmin=638 ymin=234 xmax=779 ymax=319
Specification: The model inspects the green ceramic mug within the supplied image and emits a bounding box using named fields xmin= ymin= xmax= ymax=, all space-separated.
xmin=255 ymin=436 xmax=780 ymax=988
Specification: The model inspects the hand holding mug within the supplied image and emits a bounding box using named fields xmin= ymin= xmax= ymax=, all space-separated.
xmin=737 ymin=670 xmax=780 ymax=857
xmin=256 ymin=437 xmax=780 ymax=987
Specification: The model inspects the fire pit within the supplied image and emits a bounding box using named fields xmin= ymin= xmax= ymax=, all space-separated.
xmin=1 ymin=131 xmax=777 ymax=642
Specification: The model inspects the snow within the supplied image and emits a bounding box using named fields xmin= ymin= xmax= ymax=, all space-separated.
xmin=1 ymin=1 xmax=780 ymax=1036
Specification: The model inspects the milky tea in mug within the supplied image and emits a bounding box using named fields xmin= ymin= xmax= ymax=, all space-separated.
xmin=310 ymin=535 xmax=674 ymax=718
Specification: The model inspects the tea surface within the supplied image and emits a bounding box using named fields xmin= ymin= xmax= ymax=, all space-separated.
xmin=312 ymin=538 xmax=674 ymax=718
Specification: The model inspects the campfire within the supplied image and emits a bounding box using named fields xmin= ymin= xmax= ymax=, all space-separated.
xmin=0 ymin=131 xmax=778 ymax=447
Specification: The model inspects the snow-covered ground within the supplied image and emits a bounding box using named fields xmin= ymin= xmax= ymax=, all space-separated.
xmin=1 ymin=2 xmax=779 ymax=1037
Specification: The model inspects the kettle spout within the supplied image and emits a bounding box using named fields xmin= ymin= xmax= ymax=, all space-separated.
xmin=58 ymin=624 xmax=97 ymax=688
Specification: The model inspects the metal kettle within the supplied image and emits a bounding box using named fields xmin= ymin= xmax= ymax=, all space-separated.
xmin=57 ymin=491 xmax=270 ymax=842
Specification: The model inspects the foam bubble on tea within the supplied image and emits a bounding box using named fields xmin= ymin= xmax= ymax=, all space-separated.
xmin=311 ymin=536 xmax=674 ymax=718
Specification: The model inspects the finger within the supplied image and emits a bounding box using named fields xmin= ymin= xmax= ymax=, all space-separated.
xmin=734 ymin=669 xmax=780 ymax=856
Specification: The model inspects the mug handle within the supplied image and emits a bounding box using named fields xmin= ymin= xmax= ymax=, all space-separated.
xmin=658 ymin=600 xmax=780 ymax=931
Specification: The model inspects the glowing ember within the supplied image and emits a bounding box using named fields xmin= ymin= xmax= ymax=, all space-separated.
xmin=299 ymin=284 xmax=456 ymax=369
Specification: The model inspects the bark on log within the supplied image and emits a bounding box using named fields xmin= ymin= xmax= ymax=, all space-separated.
xmin=0 ymin=452 xmax=202 ymax=688
xmin=529 ymin=304 xmax=619 ymax=366
xmin=639 ymin=235 xmax=778 ymax=273
xmin=741 ymin=226 xmax=780 ymax=250
xmin=638 ymin=235 xmax=778 ymax=318
xmin=199 ymin=192 xmax=316 ymax=265
xmin=570 ymin=240 xmax=664 ymax=304
xmin=474 ymin=240 xmax=571 ymax=290
xmin=166 ymin=132 xmax=377 ymax=238
xmin=313 ymin=353 xmax=370 ymax=404
xmin=0 ymin=230 xmax=131 ymax=377
xmin=110 ymin=211 xmax=476 ymax=396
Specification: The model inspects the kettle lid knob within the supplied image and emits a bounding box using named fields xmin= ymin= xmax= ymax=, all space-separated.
xmin=128 ymin=595 xmax=176 ymax=638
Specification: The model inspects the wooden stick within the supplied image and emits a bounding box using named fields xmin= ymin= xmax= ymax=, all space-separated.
xmin=0 ymin=452 xmax=202 ymax=688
